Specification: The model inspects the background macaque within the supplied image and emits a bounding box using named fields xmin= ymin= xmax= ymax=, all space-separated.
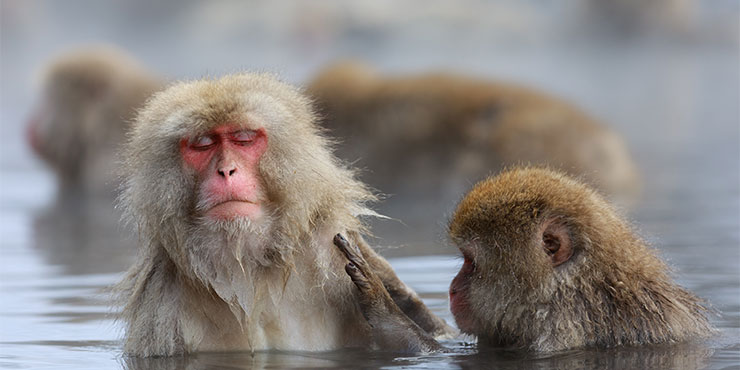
xmin=114 ymin=73 xmax=453 ymax=357
xmin=576 ymin=0 xmax=696 ymax=37
xmin=335 ymin=167 xmax=713 ymax=352
xmin=26 ymin=46 xmax=161 ymax=198
xmin=26 ymin=47 xmax=161 ymax=275
xmin=307 ymin=62 xmax=639 ymax=207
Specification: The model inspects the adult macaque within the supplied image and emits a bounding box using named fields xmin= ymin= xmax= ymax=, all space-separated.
xmin=335 ymin=167 xmax=713 ymax=352
xmin=307 ymin=62 xmax=639 ymax=204
xmin=26 ymin=46 xmax=161 ymax=197
xmin=114 ymin=73 xmax=453 ymax=357
xmin=577 ymin=0 xmax=696 ymax=37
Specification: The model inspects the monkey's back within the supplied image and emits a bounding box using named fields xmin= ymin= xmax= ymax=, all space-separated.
xmin=308 ymin=64 xmax=639 ymax=203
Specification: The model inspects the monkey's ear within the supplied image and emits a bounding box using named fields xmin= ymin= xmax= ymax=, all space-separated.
xmin=540 ymin=218 xmax=573 ymax=267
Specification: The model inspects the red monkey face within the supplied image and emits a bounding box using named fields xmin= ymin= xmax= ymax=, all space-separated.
xmin=449 ymin=249 xmax=476 ymax=333
xmin=180 ymin=124 xmax=268 ymax=220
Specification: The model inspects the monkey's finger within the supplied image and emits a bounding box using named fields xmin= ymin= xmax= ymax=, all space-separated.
xmin=333 ymin=233 xmax=380 ymax=286
xmin=334 ymin=233 xmax=366 ymax=267
xmin=345 ymin=262 xmax=371 ymax=291
xmin=333 ymin=233 xmax=354 ymax=259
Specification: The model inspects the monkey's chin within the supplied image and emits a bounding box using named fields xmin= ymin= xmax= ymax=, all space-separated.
xmin=206 ymin=201 xmax=262 ymax=220
xmin=450 ymin=298 xmax=475 ymax=334
xmin=452 ymin=314 xmax=476 ymax=336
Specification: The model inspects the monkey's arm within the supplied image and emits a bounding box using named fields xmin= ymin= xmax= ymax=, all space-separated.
xmin=335 ymin=234 xmax=443 ymax=353
xmin=347 ymin=231 xmax=457 ymax=338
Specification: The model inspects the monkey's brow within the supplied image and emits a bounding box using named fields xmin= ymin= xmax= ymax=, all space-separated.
xmin=189 ymin=128 xmax=254 ymax=137
xmin=226 ymin=129 xmax=256 ymax=135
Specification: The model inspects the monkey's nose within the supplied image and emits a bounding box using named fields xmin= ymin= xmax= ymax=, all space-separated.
xmin=217 ymin=167 xmax=237 ymax=178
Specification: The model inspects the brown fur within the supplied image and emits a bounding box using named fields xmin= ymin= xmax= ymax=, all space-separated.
xmin=114 ymin=73 xmax=451 ymax=356
xmin=333 ymin=234 xmax=442 ymax=353
xmin=307 ymin=62 xmax=639 ymax=203
xmin=27 ymin=46 xmax=161 ymax=197
xmin=335 ymin=167 xmax=713 ymax=353
xmin=448 ymin=167 xmax=714 ymax=351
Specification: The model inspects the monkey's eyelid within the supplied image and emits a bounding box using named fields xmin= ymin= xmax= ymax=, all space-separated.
xmin=188 ymin=135 xmax=215 ymax=148
xmin=230 ymin=130 xmax=258 ymax=142
xmin=457 ymin=247 xmax=474 ymax=261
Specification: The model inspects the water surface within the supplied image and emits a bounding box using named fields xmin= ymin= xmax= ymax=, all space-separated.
xmin=1 ymin=2 xmax=738 ymax=368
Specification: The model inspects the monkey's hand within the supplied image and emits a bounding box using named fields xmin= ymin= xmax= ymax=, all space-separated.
xmin=346 ymin=232 xmax=458 ymax=339
xmin=333 ymin=233 xmax=443 ymax=353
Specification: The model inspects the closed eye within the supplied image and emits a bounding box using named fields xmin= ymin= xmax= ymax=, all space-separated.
xmin=188 ymin=135 xmax=215 ymax=150
xmin=230 ymin=130 xmax=257 ymax=145
xmin=456 ymin=250 xmax=476 ymax=272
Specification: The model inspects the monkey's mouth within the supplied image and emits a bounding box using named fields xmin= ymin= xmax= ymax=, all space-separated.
xmin=206 ymin=200 xmax=262 ymax=219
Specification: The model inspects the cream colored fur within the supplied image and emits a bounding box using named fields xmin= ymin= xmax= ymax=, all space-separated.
xmin=115 ymin=73 xmax=378 ymax=356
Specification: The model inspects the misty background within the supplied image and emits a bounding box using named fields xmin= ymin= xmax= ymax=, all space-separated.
xmin=0 ymin=1 xmax=738 ymax=369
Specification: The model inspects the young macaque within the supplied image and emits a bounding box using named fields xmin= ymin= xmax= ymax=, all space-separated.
xmin=335 ymin=167 xmax=713 ymax=353
xmin=26 ymin=46 xmax=161 ymax=198
xmin=307 ymin=62 xmax=639 ymax=205
xmin=114 ymin=73 xmax=453 ymax=357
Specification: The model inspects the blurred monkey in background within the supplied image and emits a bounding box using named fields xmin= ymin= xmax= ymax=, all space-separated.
xmin=26 ymin=46 xmax=162 ymax=274
xmin=307 ymin=62 xmax=639 ymax=209
xmin=26 ymin=46 xmax=161 ymax=199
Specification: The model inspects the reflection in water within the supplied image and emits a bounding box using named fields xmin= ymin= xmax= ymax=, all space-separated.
xmin=453 ymin=344 xmax=714 ymax=370
xmin=123 ymin=349 xmax=403 ymax=370
xmin=30 ymin=196 xmax=136 ymax=275
xmin=120 ymin=341 xmax=715 ymax=370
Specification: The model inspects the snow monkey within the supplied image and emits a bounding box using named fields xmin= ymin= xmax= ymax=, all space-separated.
xmin=334 ymin=167 xmax=713 ymax=352
xmin=26 ymin=46 xmax=161 ymax=197
xmin=114 ymin=73 xmax=453 ymax=357
xmin=307 ymin=62 xmax=639 ymax=205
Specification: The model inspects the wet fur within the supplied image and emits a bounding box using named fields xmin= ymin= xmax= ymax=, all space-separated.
xmin=449 ymin=167 xmax=714 ymax=351
xmin=114 ymin=73 xmax=449 ymax=356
